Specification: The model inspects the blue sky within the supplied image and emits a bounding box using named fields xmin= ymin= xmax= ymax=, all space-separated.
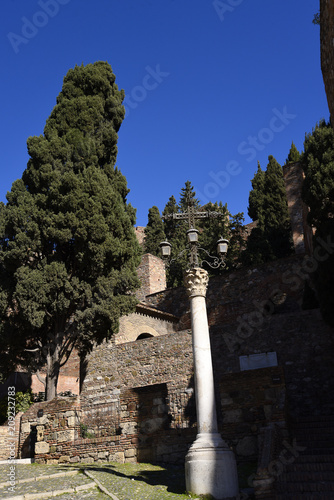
xmin=1 ymin=0 xmax=327 ymax=227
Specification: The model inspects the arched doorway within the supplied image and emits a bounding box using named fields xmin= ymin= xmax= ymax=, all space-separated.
xmin=136 ymin=333 xmax=154 ymax=340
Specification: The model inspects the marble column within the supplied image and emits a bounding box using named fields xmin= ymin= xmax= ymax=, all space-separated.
xmin=184 ymin=267 xmax=239 ymax=500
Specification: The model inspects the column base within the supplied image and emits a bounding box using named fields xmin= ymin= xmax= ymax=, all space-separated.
xmin=185 ymin=433 xmax=239 ymax=500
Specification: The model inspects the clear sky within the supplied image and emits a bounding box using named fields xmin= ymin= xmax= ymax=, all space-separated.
xmin=1 ymin=0 xmax=328 ymax=227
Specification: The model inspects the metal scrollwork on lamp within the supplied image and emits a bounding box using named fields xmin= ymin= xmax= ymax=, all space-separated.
xmin=159 ymin=200 xmax=228 ymax=269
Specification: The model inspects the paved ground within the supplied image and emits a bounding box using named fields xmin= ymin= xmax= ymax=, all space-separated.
xmin=0 ymin=462 xmax=203 ymax=499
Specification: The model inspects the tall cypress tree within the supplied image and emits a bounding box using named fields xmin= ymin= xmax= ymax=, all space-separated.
xmin=302 ymin=120 xmax=334 ymax=326
xmin=244 ymin=156 xmax=293 ymax=264
xmin=0 ymin=62 xmax=141 ymax=400
xmin=179 ymin=180 xmax=200 ymax=212
xmin=144 ymin=206 xmax=166 ymax=256
xmin=248 ymin=162 xmax=265 ymax=225
xmin=263 ymin=155 xmax=293 ymax=258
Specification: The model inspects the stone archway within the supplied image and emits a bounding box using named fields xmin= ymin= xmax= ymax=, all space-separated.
xmin=136 ymin=333 xmax=154 ymax=340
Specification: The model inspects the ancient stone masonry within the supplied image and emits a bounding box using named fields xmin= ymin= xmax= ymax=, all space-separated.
xmin=321 ymin=0 xmax=334 ymax=122
xmin=116 ymin=302 xmax=179 ymax=344
xmin=136 ymin=253 xmax=166 ymax=301
xmin=0 ymin=412 xmax=23 ymax=461
xmin=19 ymin=397 xmax=81 ymax=461
xmin=15 ymin=252 xmax=334 ymax=464
xmin=283 ymin=162 xmax=314 ymax=255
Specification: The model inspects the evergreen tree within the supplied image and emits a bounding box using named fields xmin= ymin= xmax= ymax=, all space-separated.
xmin=162 ymin=194 xmax=187 ymax=288
xmin=0 ymin=62 xmax=141 ymax=400
xmin=144 ymin=206 xmax=166 ymax=256
xmin=160 ymin=184 xmax=246 ymax=286
xmin=243 ymin=155 xmax=293 ymax=264
xmin=179 ymin=180 xmax=200 ymax=212
xmin=248 ymin=162 xmax=265 ymax=224
xmin=285 ymin=141 xmax=301 ymax=164
xmin=301 ymin=120 xmax=334 ymax=326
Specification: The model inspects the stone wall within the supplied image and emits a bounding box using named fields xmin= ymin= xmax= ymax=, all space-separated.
xmin=136 ymin=254 xmax=166 ymax=301
xmin=19 ymin=386 xmax=196 ymax=465
xmin=219 ymin=367 xmax=286 ymax=462
xmin=19 ymin=366 xmax=287 ymax=465
xmin=0 ymin=412 xmax=23 ymax=461
xmin=283 ymin=162 xmax=314 ymax=255
xmin=19 ymin=397 xmax=81 ymax=460
xmin=116 ymin=303 xmax=179 ymax=344
xmin=81 ymin=254 xmax=334 ymax=420
xmin=321 ymin=0 xmax=334 ymax=121
xmin=80 ymin=330 xmax=193 ymax=399
xmin=145 ymin=254 xmax=306 ymax=324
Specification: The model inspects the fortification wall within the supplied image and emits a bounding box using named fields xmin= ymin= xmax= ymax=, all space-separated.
xmin=321 ymin=0 xmax=334 ymax=121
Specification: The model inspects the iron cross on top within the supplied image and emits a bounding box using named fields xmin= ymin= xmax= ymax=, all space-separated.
xmin=164 ymin=199 xmax=224 ymax=229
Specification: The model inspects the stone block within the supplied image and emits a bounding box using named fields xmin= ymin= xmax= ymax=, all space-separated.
xmin=35 ymin=441 xmax=50 ymax=454
xmin=58 ymin=455 xmax=70 ymax=463
xmin=37 ymin=415 xmax=49 ymax=425
xmin=120 ymin=422 xmax=137 ymax=435
xmin=57 ymin=429 xmax=75 ymax=442
xmin=65 ymin=411 xmax=75 ymax=417
xmin=124 ymin=448 xmax=136 ymax=458
xmin=67 ymin=416 xmax=76 ymax=427
xmin=70 ymin=456 xmax=80 ymax=463
xmin=46 ymin=459 xmax=58 ymax=464
xmin=98 ymin=451 xmax=108 ymax=459
xmin=36 ymin=425 xmax=44 ymax=442
xmin=125 ymin=457 xmax=137 ymax=463
xmin=109 ymin=451 xmax=124 ymax=463
xmin=236 ymin=436 xmax=257 ymax=457
xmin=81 ymin=456 xmax=94 ymax=463
xmin=21 ymin=422 xmax=31 ymax=433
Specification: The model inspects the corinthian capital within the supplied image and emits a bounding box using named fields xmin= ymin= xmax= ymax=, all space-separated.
xmin=184 ymin=267 xmax=209 ymax=298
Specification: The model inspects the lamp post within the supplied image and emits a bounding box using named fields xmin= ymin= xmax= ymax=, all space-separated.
xmin=160 ymin=202 xmax=239 ymax=500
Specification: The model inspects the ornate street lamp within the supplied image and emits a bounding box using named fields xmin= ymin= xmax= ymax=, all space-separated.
xmin=160 ymin=201 xmax=239 ymax=500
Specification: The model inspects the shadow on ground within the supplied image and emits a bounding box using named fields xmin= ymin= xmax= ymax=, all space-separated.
xmin=82 ymin=463 xmax=187 ymax=495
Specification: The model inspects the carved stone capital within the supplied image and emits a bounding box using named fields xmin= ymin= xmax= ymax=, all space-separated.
xmin=184 ymin=267 xmax=209 ymax=298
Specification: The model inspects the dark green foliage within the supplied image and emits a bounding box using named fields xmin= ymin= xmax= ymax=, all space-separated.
xmin=0 ymin=62 xmax=141 ymax=400
xmin=157 ymin=182 xmax=245 ymax=287
xmin=248 ymin=162 xmax=265 ymax=224
xmin=243 ymin=156 xmax=293 ymax=265
xmin=301 ymin=120 xmax=334 ymax=326
xmin=144 ymin=206 xmax=166 ymax=256
xmin=179 ymin=180 xmax=200 ymax=211
xmin=242 ymin=226 xmax=274 ymax=266
xmin=0 ymin=390 xmax=33 ymax=425
xmin=285 ymin=141 xmax=301 ymax=164
xmin=199 ymin=202 xmax=245 ymax=273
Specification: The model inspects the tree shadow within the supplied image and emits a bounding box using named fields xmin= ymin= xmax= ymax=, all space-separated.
xmin=82 ymin=463 xmax=187 ymax=495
